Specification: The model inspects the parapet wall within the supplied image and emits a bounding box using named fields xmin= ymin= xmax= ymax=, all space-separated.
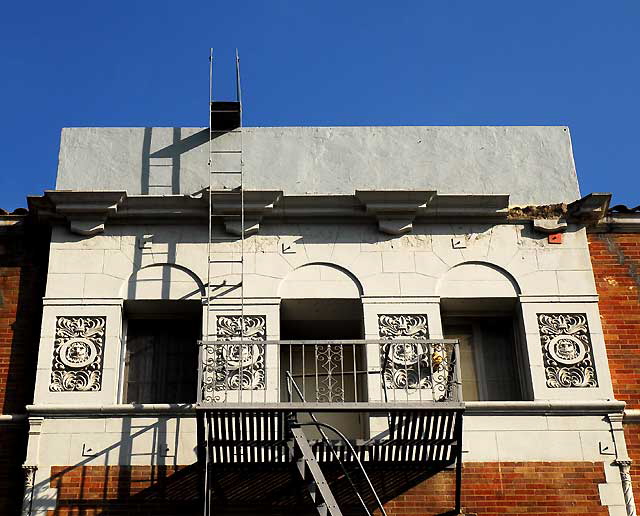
xmin=55 ymin=126 xmax=580 ymax=206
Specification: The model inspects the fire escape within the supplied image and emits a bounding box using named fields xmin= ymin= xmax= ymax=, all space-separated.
xmin=197 ymin=51 xmax=465 ymax=516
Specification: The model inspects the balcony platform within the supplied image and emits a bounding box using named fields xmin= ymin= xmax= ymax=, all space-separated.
xmin=196 ymin=405 xmax=464 ymax=514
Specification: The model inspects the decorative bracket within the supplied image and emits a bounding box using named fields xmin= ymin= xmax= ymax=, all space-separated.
xmin=210 ymin=190 xmax=282 ymax=237
xmin=35 ymin=191 xmax=126 ymax=236
xmin=355 ymin=190 xmax=436 ymax=235
xmin=567 ymin=192 xmax=611 ymax=224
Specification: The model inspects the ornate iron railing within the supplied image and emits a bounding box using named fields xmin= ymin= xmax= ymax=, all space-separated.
xmin=197 ymin=339 xmax=462 ymax=405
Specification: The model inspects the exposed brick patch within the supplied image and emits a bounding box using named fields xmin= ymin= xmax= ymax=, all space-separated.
xmin=378 ymin=462 xmax=608 ymax=516
xmin=588 ymin=233 xmax=640 ymax=408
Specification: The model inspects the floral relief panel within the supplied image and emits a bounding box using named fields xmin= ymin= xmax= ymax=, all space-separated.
xmin=50 ymin=316 xmax=106 ymax=392
xmin=200 ymin=315 xmax=267 ymax=403
xmin=378 ymin=314 xmax=431 ymax=390
xmin=537 ymin=313 xmax=598 ymax=388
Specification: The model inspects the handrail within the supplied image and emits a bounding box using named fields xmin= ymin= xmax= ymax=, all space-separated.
xmin=287 ymin=371 xmax=387 ymax=516
xmin=198 ymin=338 xmax=462 ymax=406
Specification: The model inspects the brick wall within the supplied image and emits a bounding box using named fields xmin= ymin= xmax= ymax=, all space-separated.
xmin=49 ymin=465 xmax=200 ymax=516
xmin=379 ymin=462 xmax=608 ymax=516
xmin=47 ymin=462 xmax=608 ymax=516
xmin=588 ymin=231 xmax=640 ymax=503
xmin=588 ymin=233 xmax=640 ymax=409
xmin=625 ymin=424 xmax=640 ymax=499
xmin=0 ymin=218 xmax=49 ymax=516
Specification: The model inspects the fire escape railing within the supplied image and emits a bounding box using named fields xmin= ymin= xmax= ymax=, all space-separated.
xmin=196 ymin=339 xmax=462 ymax=406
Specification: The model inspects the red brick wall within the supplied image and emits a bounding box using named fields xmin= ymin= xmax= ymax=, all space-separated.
xmin=380 ymin=462 xmax=608 ymax=516
xmin=588 ymin=232 xmax=640 ymax=500
xmin=588 ymin=233 xmax=640 ymax=409
xmin=48 ymin=462 xmax=608 ymax=516
xmin=625 ymin=425 xmax=640 ymax=500
xmin=49 ymin=465 xmax=200 ymax=516
xmin=0 ymin=218 xmax=49 ymax=516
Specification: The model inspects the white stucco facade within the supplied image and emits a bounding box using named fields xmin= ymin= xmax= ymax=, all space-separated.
xmin=22 ymin=125 xmax=632 ymax=515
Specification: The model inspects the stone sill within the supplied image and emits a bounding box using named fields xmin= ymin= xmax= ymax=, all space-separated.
xmin=24 ymin=399 xmax=625 ymax=418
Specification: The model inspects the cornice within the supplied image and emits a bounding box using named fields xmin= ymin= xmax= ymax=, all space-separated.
xmin=33 ymin=190 xmax=620 ymax=236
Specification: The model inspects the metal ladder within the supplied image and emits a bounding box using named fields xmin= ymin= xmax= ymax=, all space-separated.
xmin=206 ymin=49 xmax=246 ymax=345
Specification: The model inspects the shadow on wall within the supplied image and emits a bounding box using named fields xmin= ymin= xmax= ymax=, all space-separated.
xmin=140 ymin=128 xmax=212 ymax=196
xmin=32 ymin=414 xmax=197 ymax=515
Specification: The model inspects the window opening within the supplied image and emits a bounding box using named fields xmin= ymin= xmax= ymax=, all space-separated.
xmin=442 ymin=307 xmax=524 ymax=401
xmin=280 ymin=298 xmax=366 ymax=438
xmin=122 ymin=300 xmax=201 ymax=403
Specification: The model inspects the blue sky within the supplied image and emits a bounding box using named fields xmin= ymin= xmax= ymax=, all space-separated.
xmin=1 ymin=1 xmax=638 ymax=210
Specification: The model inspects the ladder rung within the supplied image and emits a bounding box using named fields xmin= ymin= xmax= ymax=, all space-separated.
xmin=210 ymin=150 xmax=242 ymax=154
xmin=209 ymin=258 xmax=243 ymax=263
xmin=210 ymin=171 xmax=242 ymax=174
xmin=210 ymin=214 xmax=242 ymax=218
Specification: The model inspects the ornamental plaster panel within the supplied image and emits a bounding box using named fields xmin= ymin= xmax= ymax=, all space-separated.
xmin=49 ymin=316 xmax=107 ymax=392
xmin=362 ymin=302 xmax=443 ymax=339
xmin=34 ymin=305 xmax=123 ymax=405
xmin=520 ymin=303 xmax=614 ymax=400
xmin=201 ymin=315 xmax=268 ymax=403
xmin=538 ymin=313 xmax=598 ymax=389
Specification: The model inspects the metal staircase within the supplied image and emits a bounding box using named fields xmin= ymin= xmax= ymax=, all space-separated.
xmin=291 ymin=426 xmax=342 ymax=516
